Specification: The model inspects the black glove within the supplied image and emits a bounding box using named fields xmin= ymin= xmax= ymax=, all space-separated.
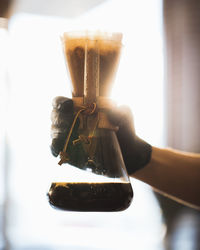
xmin=51 ymin=96 xmax=74 ymax=157
xmin=51 ymin=96 xmax=87 ymax=168
xmin=50 ymin=97 xmax=152 ymax=175
xmin=106 ymin=106 xmax=152 ymax=175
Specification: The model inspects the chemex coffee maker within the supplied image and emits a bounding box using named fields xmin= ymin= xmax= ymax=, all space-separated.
xmin=48 ymin=31 xmax=133 ymax=212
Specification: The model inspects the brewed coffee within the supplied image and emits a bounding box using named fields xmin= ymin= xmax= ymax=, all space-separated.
xmin=48 ymin=182 xmax=133 ymax=212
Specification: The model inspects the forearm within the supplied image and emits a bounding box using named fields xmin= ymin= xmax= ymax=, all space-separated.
xmin=132 ymin=146 xmax=200 ymax=209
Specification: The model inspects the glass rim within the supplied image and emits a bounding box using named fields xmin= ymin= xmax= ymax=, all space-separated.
xmin=62 ymin=30 xmax=123 ymax=43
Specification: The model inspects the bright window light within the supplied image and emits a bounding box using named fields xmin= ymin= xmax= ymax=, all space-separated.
xmin=5 ymin=0 xmax=165 ymax=249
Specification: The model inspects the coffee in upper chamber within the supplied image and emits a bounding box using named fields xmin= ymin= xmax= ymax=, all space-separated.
xmin=48 ymin=182 xmax=133 ymax=212
xmin=63 ymin=35 xmax=122 ymax=98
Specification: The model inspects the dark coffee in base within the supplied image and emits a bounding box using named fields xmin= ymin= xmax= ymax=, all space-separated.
xmin=48 ymin=182 xmax=133 ymax=212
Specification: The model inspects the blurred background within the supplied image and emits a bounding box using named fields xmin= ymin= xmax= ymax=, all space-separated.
xmin=0 ymin=0 xmax=200 ymax=249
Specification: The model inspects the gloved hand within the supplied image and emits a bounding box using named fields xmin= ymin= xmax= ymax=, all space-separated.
xmin=106 ymin=106 xmax=152 ymax=175
xmin=51 ymin=96 xmax=74 ymax=157
xmin=50 ymin=96 xmax=152 ymax=175
xmin=51 ymin=96 xmax=87 ymax=169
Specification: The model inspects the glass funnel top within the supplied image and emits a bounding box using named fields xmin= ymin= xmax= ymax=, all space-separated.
xmin=61 ymin=31 xmax=122 ymax=98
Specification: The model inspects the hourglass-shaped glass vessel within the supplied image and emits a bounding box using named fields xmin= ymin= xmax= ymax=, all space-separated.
xmin=48 ymin=31 xmax=133 ymax=212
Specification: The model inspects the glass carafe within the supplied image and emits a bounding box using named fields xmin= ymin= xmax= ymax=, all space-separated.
xmin=48 ymin=31 xmax=133 ymax=212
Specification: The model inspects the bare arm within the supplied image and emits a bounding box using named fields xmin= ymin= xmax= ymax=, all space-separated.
xmin=132 ymin=146 xmax=200 ymax=210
